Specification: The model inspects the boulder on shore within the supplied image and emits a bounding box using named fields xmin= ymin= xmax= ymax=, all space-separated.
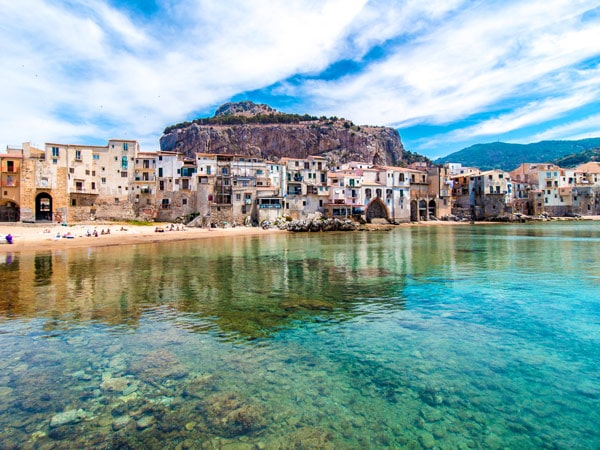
xmin=282 ymin=218 xmax=357 ymax=232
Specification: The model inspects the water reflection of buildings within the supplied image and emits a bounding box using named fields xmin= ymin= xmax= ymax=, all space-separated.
xmin=0 ymin=234 xmax=414 ymax=340
xmin=5 ymin=225 xmax=586 ymax=340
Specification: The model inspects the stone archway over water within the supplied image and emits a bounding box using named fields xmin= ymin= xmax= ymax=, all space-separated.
xmin=366 ymin=198 xmax=389 ymax=222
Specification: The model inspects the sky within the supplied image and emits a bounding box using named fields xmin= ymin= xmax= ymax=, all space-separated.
xmin=1 ymin=0 xmax=599 ymax=160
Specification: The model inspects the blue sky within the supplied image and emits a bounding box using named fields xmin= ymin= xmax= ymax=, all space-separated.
xmin=1 ymin=0 xmax=599 ymax=159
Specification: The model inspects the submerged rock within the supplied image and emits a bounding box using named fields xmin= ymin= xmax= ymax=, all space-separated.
xmin=201 ymin=392 xmax=266 ymax=437
xmin=50 ymin=409 xmax=89 ymax=428
xmin=128 ymin=349 xmax=189 ymax=382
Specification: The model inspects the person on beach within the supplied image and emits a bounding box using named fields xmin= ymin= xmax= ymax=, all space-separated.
xmin=5 ymin=234 xmax=13 ymax=244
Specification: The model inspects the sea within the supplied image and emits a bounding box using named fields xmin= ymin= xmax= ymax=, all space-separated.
xmin=0 ymin=222 xmax=598 ymax=449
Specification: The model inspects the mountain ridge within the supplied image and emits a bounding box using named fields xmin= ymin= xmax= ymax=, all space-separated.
xmin=434 ymin=138 xmax=600 ymax=171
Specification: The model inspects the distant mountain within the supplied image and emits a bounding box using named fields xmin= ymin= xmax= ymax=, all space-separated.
xmin=434 ymin=138 xmax=600 ymax=171
xmin=553 ymin=147 xmax=600 ymax=167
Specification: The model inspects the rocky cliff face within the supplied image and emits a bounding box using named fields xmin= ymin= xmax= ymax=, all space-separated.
xmin=159 ymin=102 xmax=410 ymax=166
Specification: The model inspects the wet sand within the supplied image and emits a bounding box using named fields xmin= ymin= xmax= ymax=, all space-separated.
xmin=0 ymin=222 xmax=287 ymax=254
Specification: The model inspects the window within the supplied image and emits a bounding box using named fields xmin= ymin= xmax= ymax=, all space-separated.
xmin=93 ymin=154 xmax=100 ymax=160
xmin=69 ymin=168 xmax=75 ymax=174
xmin=158 ymin=168 xmax=163 ymax=177
xmin=101 ymin=177 xmax=106 ymax=184
xmin=91 ymin=182 xmax=96 ymax=190
xmin=85 ymin=170 xmax=90 ymax=175
xmin=206 ymin=166 xmax=211 ymax=175
xmin=159 ymin=180 xmax=164 ymax=191
xmin=123 ymin=143 xmax=129 ymax=151
xmin=75 ymin=150 xmax=81 ymax=160
xmin=53 ymin=159 xmax=58 ymax=164
xmin=182 ymin=198 xmax=188 ymax=205
xmin=92 ymin=171 xmax=95 ymax=176
xmin=121 ymin=171 xmax=128 ymax=177
xmin=52 ymin=147 xmax=59 ymax=157
xmin=71 ymin=199 xmax=77 ymax=206
xmin=236 ymin=194 xmax=241 ymax=201
xmin=75 ymin=181 xmax=83 ymax=191
xmin=121 ymin=156 xmax=128 ymax=169
xmin=114 ymin=198 xmax=119 ymax=204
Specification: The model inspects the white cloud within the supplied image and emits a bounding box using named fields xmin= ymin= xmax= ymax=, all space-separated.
xmin=526 ymin=113 xmax=600 ymax=142
xmin=1 ymin=0 xmax=599 ymax=157
xmin=0 ymin=0 xmax=368 ymax=151
xmin=293 ymin=0 xmax=600 ymax=128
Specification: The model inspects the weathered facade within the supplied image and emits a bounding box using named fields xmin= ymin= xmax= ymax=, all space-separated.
xmin=5 ymin=138 xmax=600 ymax=227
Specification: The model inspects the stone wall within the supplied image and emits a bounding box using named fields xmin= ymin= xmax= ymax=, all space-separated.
xmin=209 ymin=204 xmax=233 ymax=227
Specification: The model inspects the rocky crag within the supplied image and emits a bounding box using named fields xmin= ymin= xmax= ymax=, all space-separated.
xmin=160 ymin=101 xmax=425 ymax=166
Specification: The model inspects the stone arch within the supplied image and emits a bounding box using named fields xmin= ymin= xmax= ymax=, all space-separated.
xmin=366 ymin=198 xmax=389 ymax=222
xmin=428 ymin=200 xmax=437 ymax=218
xmin=410 ymin=200 xmax=418 ymax=221
xmin=35 ymin=193 xmax=53 ymax=222
xmin=419 ymin=200 xmax=427 ymax=220
xmin=0 ymin=199 xmax=20 ymax=222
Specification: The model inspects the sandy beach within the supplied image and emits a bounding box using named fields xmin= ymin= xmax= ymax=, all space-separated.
xmin=1 ymin=216 xmax=597 ymax=254
xmin=0 ymin=222 xmax=287 ymax=254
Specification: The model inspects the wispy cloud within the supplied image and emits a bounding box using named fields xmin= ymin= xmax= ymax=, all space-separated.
xmin=527 ymin=113 xmax=600 ymax=142
xmin=0 ymin=0 xmax=599 ymax=157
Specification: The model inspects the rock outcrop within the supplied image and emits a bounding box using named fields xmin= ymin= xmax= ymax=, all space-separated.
xmin=160 ymin=102 xmax=415 ymax=166
xmin=283 ymin=218 xmax=358 ymax=232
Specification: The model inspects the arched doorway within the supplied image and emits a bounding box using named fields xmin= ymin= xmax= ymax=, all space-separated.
xmin=36 ymin=193 xmax=53 ymax=222
xmin=419 ymin=200 xmax=427 ymax=220
xmin=428 ymin=200 xmax=437 ymax=218
xmin=410 ymin=200 xmax=418 ymax=221
xmin=0 ymin=200 xmax=20 ymax=222
xmin=366 ymin=198 xmax=389 ymax=222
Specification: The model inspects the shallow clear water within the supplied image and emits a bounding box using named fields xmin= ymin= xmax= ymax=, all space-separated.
xmin=0 ymin=223 xmax=599 ymax=449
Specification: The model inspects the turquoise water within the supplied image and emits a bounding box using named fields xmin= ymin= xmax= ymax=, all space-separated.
xmin=0 ymin=223 xmax=599 ymax=449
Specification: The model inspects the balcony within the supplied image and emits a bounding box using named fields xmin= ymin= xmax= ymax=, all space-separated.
xmin=135 ymin=175 xmax=156 ymax=182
